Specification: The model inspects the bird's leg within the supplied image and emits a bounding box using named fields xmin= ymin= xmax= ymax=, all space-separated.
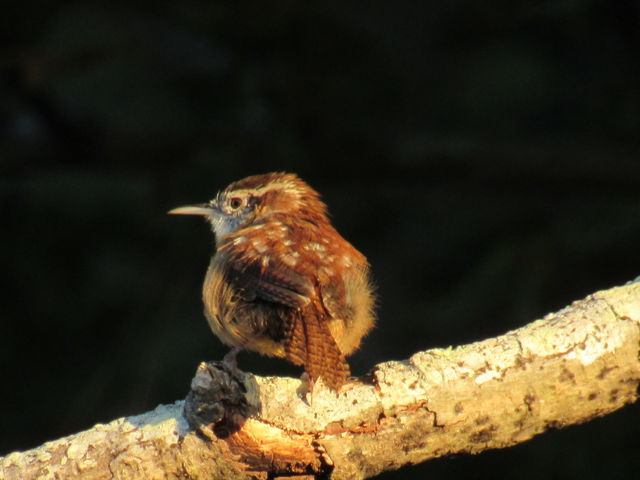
xmin=222 ymin=347 xmax=241 ymax=372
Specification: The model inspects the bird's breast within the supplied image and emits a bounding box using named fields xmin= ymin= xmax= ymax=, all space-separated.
xmin=202 ymin=256 xmax=287 ymax=358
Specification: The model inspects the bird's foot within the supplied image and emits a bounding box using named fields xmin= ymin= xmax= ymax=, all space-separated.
xmin=222 ymin=347 xmax=240 ymax=373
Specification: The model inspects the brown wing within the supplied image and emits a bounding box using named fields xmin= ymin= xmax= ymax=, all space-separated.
xmin=219 ymin=221 xmax=351 ymax=389
xmin=217 ymin=224 xmax=313 ymax=308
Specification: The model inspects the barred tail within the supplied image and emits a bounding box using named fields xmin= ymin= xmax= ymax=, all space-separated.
xmin=285 ymin=307 xmax=350 ymax=390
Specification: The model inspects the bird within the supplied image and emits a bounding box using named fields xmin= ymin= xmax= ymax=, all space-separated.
xmin=169 ymin=172 xmax=375 ymax=390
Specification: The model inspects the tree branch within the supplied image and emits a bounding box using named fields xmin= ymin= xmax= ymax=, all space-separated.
xmin=3 ymin=282 xmax=640 ymax=480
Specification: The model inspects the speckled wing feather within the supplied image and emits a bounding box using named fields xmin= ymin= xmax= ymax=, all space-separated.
xmin=219 ymin=223 xmax=351 ymax=388
xmin=217 ymin=229 xmax=313 ymax=309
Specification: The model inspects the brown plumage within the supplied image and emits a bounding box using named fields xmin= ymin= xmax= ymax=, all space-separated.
xmin=170 ymin=173 xmax=375 ymax=390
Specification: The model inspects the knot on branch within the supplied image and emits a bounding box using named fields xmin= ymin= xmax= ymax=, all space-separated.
xmin=183 ymin=362 xmax=261 ymax=439
xmin=182 ymin=362 xmax=331 ymax=477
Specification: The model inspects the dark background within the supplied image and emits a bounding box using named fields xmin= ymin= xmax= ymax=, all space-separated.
xmin=2 ymin=1 xmax=639 ymax=478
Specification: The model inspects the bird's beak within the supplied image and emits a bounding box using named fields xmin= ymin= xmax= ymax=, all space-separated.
xmin=167 ymin=204 xmax=214 ymax=216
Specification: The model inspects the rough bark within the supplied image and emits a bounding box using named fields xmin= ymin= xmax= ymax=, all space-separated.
xmin=2 ymin=281 xmax=639 ymax=480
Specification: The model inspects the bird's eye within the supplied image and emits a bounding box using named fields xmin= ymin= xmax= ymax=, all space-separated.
xmin=229 ymin=197 xmax=243 ymax=210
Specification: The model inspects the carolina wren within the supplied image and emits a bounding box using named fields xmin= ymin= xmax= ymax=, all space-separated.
xmin=169 ymin=172 xmax=375 ymax=390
